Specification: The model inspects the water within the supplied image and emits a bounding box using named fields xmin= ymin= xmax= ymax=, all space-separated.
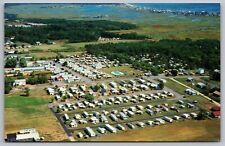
xmin=5 ymin=3 xmax=220 ymax=21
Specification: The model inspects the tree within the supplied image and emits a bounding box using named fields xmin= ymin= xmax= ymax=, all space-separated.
xmin=17 ymin=72 xmax=24 ymax=79
xmin=27 ymin=74 xmax=48 ymax=85
xmin=85 ymin=94 xmax=95 ymax=102
xmin=24 ymin=87 xmax=30 ymax=96
xmin=196 ymin=109 xmax=209 ymax=120
xmin=55 ymin=56 xmax=60 ymax=62
xmin=5 ymin=58 xmax=17 ymax=68
xmin=171 ymin=69 xmax=178 ymax=76
xmin=92 ymin=85 xmax=100 ymax=92
xmin=62 ymin=61 xmax=68 ymax=66
xmin=5 ymin=77 xmax=14 ymax=94
xmin=19 ymin=58 xmax=27 ymax=67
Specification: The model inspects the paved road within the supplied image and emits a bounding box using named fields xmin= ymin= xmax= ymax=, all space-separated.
xmin=49 ymin=107 xmax=75 ymax=141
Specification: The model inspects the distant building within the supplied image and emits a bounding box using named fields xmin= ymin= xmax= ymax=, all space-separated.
xmin=13 ymin=79 xmax=26 ymax=86
xmin=211 ymin=106 xmax=220 ymax=118
xmin=6 ymin=128 xmax=40 ymax=142
xmin=213 ymin=91 xmax=220 ymax=97
xmin=196 ymin=82 xmax=206 ymax=89
xmin=186 ymin=77 xmax=194 ymax=82
xmin=196 ymin=68 xmax=205 ymax=75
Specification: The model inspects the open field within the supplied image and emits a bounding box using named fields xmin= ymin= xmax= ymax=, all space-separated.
xmin=30 ymin=40 xmax=141 ymax=52
xmin=164 ymin=79 xmax=186 ymax=95
xmin=200 ymin=77 xmax=220 ymax=87
xmin=99 ymin=65 xmax=143 ymax=78
xmin=187 ymin=95 xmax=217 ymax=110
xmin=4 ymin=95 xmax=68 ymax=141
xmin=111 ymin=14 xmax=220 ymax=40
xmin=174 ymin=77 xmax=220 ymax=102
xmin=30 ymin=52 xmax=58 ymax=59
xmin=28 ymin=39 xmax=142 ymax=59
xmin=8 ymin=80 xmax=52 ymax=100
xmin=30 ymin=40 xmax=66 ymax=52
xmin=91 ymin=119 xmax=220 ymax=141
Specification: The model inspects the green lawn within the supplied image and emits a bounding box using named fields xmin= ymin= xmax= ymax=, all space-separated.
xmin=164 ymin=79 xmax=186 ymax=95
xmin=99 ymin=65 xmax=143 ymax=78
xmin=187 ymin=95 xmax=217 ymax=110
xmin=4 ymin=95 xmax=68 ymax=141
xmin=5 ymin=95 xmax=48 ymax=108
xmin=30 ymin=52 xmax=58 ymax=59
xmin=200 ymin=77 xmax=220 ymax=87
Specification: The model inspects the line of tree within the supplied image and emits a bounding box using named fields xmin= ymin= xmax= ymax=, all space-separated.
xmin=86 ymin=39 xmax=220 ymax=75
xmin=5 ymin=77 xmax=14 ymax=94
xmin=19 ymin=57 xmax=27 ymax=67
xmin=5 ymin=57 xmax=17 ymax=68
xmin=5 ymin=57 xmax=27 ymax=68
xmin=5 ymin=19 xmax=148 ymax=44
xmin=27 ymin=74 xmax=48 ymax=85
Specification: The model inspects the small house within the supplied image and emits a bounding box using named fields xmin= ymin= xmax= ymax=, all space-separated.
xmin=84 ymin=127 xmax=96 ymax=137
xmin=197 ymin=82 xmax=206 ymax=89
xmin=13 ymin=79 xmax=26 ymax=86
xmin=105 ymin=124 xmax=117 ymax=133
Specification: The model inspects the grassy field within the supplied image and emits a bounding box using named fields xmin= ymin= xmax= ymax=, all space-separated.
xmin=28 ymin=39 xmax=141 ymax=59
xmin=164 ymin=79 xmax=186 ymax=95
xmin=4 ymin=95 xmax=68 ymax=141
xmin=200 ymin=77 xmax=220 ymax=87
xmin=99 ymin=65 xmax=143 ymax=78
xmin=187 ymin=95 xmax=217 ymax=110
xmin=30 ymin=52 xmax=58 ymax=59
xmin=91 ymin=119 xmax=220 ymax=141
xmin=164 ymin=78 xmax=218 ymax=110
xmin=174 ymin=77 xmax=220 ymax=102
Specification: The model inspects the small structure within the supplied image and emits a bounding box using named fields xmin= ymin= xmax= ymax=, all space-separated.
xmin=110 ymin=114 xmax=118 ymax=121
xmin=196 ymin=68 xmax=205 ymax=75
xmin=105 ymin=124 xmax=117 ymax=133
xmin=77 ymin=132 xmax=83 ymax=138
xmin=197 ymin=82 xmax=206 ymax=89
xmin=187 ymin=77 xmax=194 ymax=82
xmin=70 ymin=120 xmax=77 ymax=128
xmin=64 ymin=114 xmax=69 ymax=121
xmin=137 ymin=121 xmax=145 ymax=127
xmin=163 ymin=116 xmax=173 ymax=123
xmin=211 ymin=106 xmax=221 ymax=118
xmin=116 ymin=124 xmax=125 ymax=131
xmin=97 ymin=127 xmax=106 ymax=134
xmin=84 ymin=127 xmax=96 ymax=137
xmin=185 ymin=88 xmax=197 ymax=95
xmin=13 ymin=79 xmax=26 ymax=86
xmin=6 ymin=128 xmax=40 ymax=142
xmin=119 ymin=112 xmax=128 ymax=120
xmin=109 ymin=81 xmax=117 ymax=88
xmin=47 ymin=87 xmax=55 ymax=95
xmin=213 ymin=91 xmax=220 ymax=97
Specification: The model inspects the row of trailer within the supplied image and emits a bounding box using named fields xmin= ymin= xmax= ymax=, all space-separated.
xmin=57 ymin=90 xmax=175 ymax=113
xmin=76 ymin=112 xmax=198 ymax=139
xmin=62 ymin=99 xmax=197 ymax=129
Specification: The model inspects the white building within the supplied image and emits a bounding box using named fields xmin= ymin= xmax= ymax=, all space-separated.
xmin=13 ymin=79 xmax=26 ymax=86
